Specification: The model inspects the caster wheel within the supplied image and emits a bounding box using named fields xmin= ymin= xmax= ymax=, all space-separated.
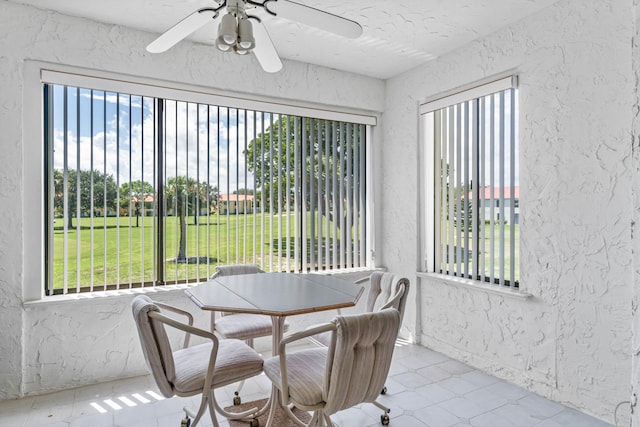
xmin=381 ymin=386 xmax=387 ymax=395
xmin=249 ymin=418 xmax=259 ymax=427
xmin=181 ymin=416 xmax=191 ymax=427
xmin=381 ymin=414 xmax=390 ymax=425
xmin=233 ymin=392 xmax=241 ymax=406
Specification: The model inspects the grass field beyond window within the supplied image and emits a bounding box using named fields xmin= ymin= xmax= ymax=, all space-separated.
xmin=441 ymin=222 xmax=519 ymax=284
xmin=52 ymin=212 xmax=358 ymax=291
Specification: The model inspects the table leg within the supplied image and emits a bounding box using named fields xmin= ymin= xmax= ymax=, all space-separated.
xmin=265 ymin=316 xmax=307 ymax=427
xmin=265 ymin=316 xmax=286 ymax=427
xmin=271 ymin=315 xmax=285 ymax=356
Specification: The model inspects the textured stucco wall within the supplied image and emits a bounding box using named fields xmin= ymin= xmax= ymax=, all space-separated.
xmin=0 ymin=49 xmax=24 ymax=403
xmin=0 ymin=0 xmax=384 ymax=399
xmin=383 ymin=0 xmax=632 ymax=423
xmin=1 ymin=0 xmax=636 ymax=422
xmin=632 ymin=1 xmax=640 ymax=425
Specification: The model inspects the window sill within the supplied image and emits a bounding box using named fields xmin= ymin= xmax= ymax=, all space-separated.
xmin=23 ymin=282 xmax=198 ymax=307
xmin=416 ymin=272 xmax=532 ymax=300
xmin=24 ymin=268 xmax=378 ymax=307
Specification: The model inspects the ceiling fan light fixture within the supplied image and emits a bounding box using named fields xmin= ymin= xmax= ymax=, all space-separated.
xmin=216 ymin=12 xmax=238 ymax=49
xmin=237 ymin=16 xmax=255 ymax=50
xmin=149 ymin=0 xmax=363 ymax=73
xmin=234 ymin=45 xmax=250 ymax=55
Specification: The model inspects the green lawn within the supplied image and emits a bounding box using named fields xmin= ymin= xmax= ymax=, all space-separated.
xmin=51 ymin=212 xmax=355 ymax=291
xmin=51 ymin=215 xmax=517 ymax=291
xmin=440 ymin=222 xmax=520 ymax=284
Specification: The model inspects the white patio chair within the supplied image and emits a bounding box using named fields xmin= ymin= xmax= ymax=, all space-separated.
xmin=210 ymin=264 xmax=290 ymax=404
xmin=310 ymin=271 xmax=410 ymax=424
xmin=131 ymin=295 xmax=264 ymax=427
xmin=263 ymin=308 xmax=401 ymax=427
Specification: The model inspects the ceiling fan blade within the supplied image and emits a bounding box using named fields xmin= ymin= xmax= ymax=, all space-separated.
xmin=266 ymin=0 xmax=363 ymax=39
xmin=147 ymin=8 xmax=218 ymax=53
xmin=252 ymin=20 xmax=283 ymax=73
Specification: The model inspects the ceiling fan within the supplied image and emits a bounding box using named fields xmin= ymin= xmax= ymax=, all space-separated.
xmin=146 ymin=0 xmax=363 ymax=73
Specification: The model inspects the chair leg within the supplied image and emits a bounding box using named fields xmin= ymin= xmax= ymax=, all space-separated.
xmin=308 ymin=411 xmax=320 ymax=427
xmin=283 ymin=402 xmax=309 ymax=427
xmin=211 ymin=388 xmax=262 ymax=423
xmin=322 ymin=412 xmax=334 ymax=426
xmin=264 ymin=390 xmax=279 ymax=427
xmin=183 ymin=393 xmax=209 ymax=427
xmin=233 ymin=337 xmax=255 ymax=405
xmin=207 ymin=394 xmax=221 ymax=427
xmin=233 ymin=381 xmax=245 ymax=405
xmin=380 ymin=413 xmax=390 ymax=425
xmin=181 ymin=410 xmax=191 ymax=427
xmin=373 ymin=400 xmax=391 ymax=425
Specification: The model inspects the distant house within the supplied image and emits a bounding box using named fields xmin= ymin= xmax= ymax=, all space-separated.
xmin=467 ymin=186 xmax=520 ymax=224
xmin=131 ymin=194 xmax=156 ymax=217
xmin=219 ymin=194 xmax=256 ymax=214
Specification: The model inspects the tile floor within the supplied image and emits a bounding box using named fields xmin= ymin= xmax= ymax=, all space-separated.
xmin=0 ymin=340 xmax=613 ymax=427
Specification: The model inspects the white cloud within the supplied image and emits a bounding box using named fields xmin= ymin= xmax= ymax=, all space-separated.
xmin=52 ymin=99 xmax=276 ymax=194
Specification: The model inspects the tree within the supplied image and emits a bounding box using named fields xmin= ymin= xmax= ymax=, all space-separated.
xmin=120 ymin=180 xmax=155 ymax=204
xmin=245 ymin=116 xmax=363 ymax=239
xmin=53 ymin=169 xmax=118 ymax=229
xmin=165 ymin=176 xmax=197 ymax=260
xmin=245 ymin=117 xmax=295 ymax=211
xmin=194 ymin=182 xmax=219 ymax=224
xmin=120 ymin=180 xmax=155 ymax=226
xmin=164 ymin=177 xmax=218 ymax=260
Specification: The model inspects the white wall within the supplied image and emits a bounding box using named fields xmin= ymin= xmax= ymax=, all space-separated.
xmin=632 ymin=1 xmax=640 ymax=424
xmin=2 ymin=0 xmax=637 ymax=423
xmin=383 ymin=0 xmax=633 ymax=423
xmin=0 ymin=0 xmax=384 ymax=399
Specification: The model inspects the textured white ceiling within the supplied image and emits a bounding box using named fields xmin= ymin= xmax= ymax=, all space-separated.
xmin=6 ymin=0 xmax=559 ymax=79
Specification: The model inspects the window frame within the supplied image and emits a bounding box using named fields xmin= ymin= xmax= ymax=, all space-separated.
xmin=419 ymin=74 xmax=520 ymax=289
xmin=24 ymin=62 xmax=378 ymax=301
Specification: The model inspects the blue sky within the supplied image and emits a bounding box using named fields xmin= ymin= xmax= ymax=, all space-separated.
xmin=51 ymin=84 xmax=275 ymax=194
xmin=432 ymin=89 xmax=519 ymax=188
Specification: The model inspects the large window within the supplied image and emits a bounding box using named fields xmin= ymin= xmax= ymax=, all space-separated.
xmin=421 ymin=76 xmax=519 ymax=287
xmin=44 ymin=78 xmax=372 ymax=295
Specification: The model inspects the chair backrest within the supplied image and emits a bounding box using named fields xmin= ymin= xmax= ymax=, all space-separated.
xmin=364 ymin=271 xmax=410 ymax=321
xmin=323 ymin=308 xmax=400 ymax=415
xmin=211 ymin=264 xmax=265 ymax=279
xmin=131 ymin=295 xmax=176 ymax=398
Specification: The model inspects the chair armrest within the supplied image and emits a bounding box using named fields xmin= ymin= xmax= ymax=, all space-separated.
xmin=354 ymin=276 xmax=370 ymax=285
xmin=154 ymin=301 xmax=195 ymax=325
xmin=149 ymin=310 xmax=221 ymax=396
xmin=380 ymin=283 xmax=406 ymax=311
xmin=279 ymin=322 xmax=335 ymax=351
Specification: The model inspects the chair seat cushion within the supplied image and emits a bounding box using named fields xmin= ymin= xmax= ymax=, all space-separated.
xmin=215 ymin=314 xmax=290 ymax=340
xmin=263 ymin=348 xmax=327 ymax=407
xmin=172 ymin=339 xmax=263 ymax=394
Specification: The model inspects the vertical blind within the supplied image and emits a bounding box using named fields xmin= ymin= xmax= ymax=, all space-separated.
xmin=44 ymin=83 xmax=370 ymax=295
xmin=421 ymin=76 xmax=519 ymax=287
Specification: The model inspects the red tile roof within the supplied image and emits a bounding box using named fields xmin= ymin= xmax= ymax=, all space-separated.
xmin=131 ymin=195 xmax=155 ymax=203
xmin=219 ymin=194 xmax=254 ymax=202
